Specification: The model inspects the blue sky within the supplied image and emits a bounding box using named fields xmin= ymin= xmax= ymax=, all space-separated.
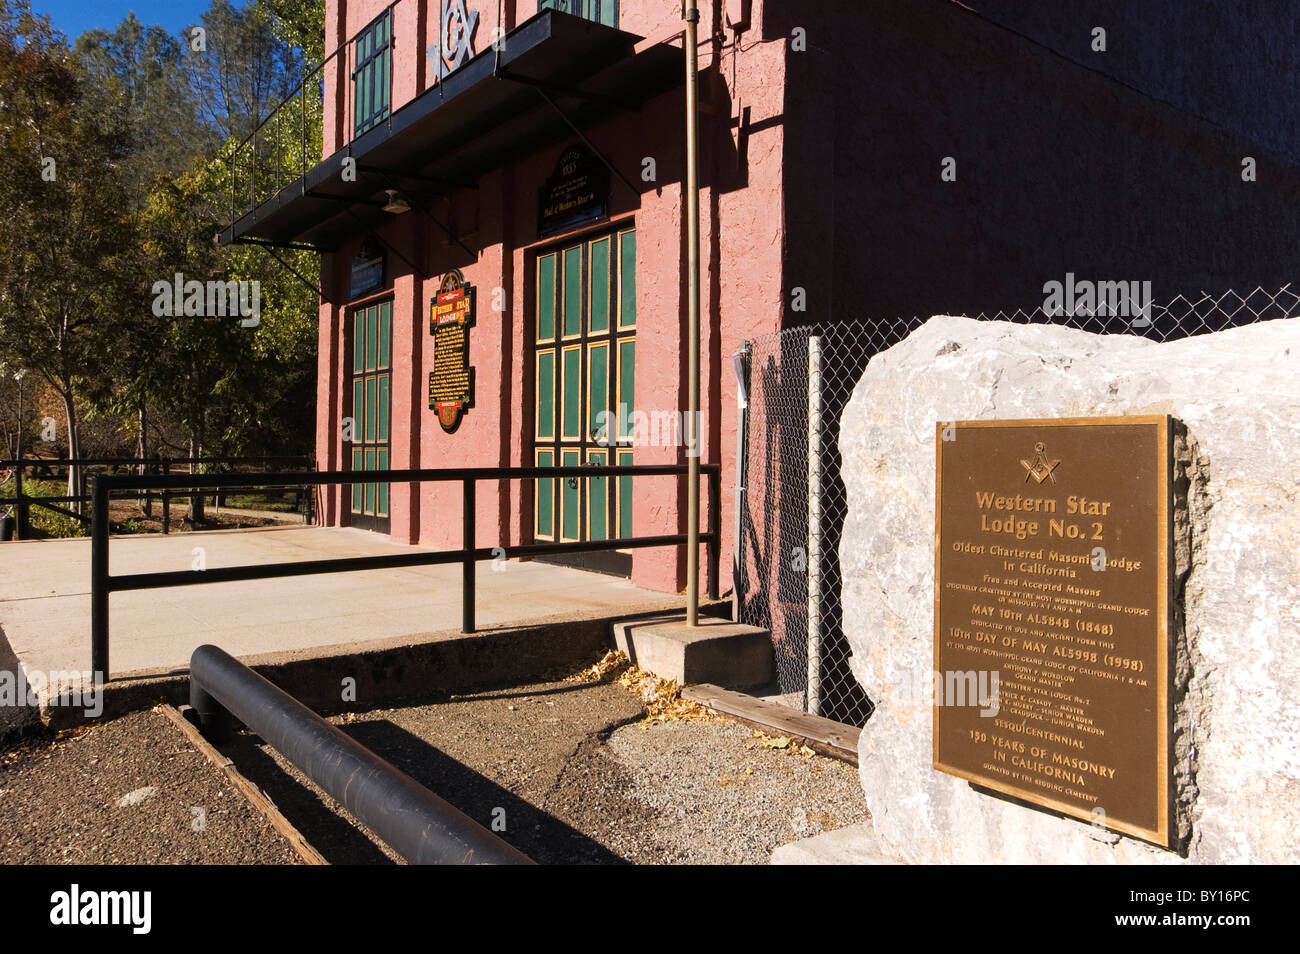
xmin=28 ymin=1 xmax=239 ymax=44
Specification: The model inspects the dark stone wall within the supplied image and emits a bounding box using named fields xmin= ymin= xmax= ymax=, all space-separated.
xmin=769 ymin=0 xmax=1300 ymax=326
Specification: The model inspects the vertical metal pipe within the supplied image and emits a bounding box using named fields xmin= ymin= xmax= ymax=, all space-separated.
xmin=91 ymin=476 xmax=109 ymax=682
xmin=684 ymin=0 xmax=702 ymax=626
xmin=732 ymin=344 xmax=750 ymax=623
xmin=707 ymin=468 xmax=719 ymax=600
xmin=806 ymin=335 xmax=823 ymax=716
xmin=462 ymin=478 xmax=476 ymax=633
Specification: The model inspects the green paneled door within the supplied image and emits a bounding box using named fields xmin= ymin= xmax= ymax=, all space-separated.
xmin=349 ymin=300 xmax=391 ymax=533
xmin=533 ymin=227 xmax=635 ymax=573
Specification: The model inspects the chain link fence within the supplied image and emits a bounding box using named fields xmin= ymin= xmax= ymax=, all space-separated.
xmin=737 ymin=284 xmax=1299 ymax=727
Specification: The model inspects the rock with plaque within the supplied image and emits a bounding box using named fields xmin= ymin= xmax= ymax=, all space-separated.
xmin=934 ymin=416 xmax=1175 ymax=847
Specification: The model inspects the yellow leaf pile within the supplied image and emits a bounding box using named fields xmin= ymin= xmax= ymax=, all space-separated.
xmin=567 ymin=649 xmax=717 ymax=722
xmin=568 ymin=648 xmax=630 ymax=684
xmin=616 ymin=665 xmax=718 ymax=723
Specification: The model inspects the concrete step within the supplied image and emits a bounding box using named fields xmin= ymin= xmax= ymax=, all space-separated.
xmin=612 ymin=614 xmax=772 ymax=689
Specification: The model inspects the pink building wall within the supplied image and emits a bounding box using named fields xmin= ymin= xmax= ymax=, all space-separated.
xmin=316 ymin=0 xmax=792 ymax=596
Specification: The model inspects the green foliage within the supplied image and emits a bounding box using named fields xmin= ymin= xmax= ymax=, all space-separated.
xmin=0 ymin=1 xmax=138 ymax=484
xmin=0 ymin=0 xmax=325 ymax=469
xmin=18 ymin=479 xmax=88 ymax=538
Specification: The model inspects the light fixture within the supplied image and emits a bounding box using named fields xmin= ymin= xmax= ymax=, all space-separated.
xmin=382 ymin=189 xmax=410 ymax=214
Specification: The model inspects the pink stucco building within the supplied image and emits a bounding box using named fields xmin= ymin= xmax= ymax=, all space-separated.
xmin=222 ymin=1 xmax=793 ymax=597
xmin=219 ymin=0 xmax=1300 ymax=609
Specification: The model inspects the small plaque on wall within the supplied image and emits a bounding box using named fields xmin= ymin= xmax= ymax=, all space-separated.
xmin=349 ymin=245 xmax=385 ymax=299
xmin=538 ymin=146 xmax=609 ymax=239
xmin=428 ymin=270 xmax=475 ymax=432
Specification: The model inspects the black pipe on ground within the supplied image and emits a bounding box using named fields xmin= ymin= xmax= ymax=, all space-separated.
xmin=189 ymin=644 xmax=534 ymax=865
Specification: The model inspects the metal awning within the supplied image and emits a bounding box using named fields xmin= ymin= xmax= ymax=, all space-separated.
xmin=216 ymin=10 xmax=683 ymax=251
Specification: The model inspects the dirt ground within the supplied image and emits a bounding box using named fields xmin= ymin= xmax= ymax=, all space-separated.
xmin=0 ymin=709 xmax=299 ymax=864
xmin=0 ymin=666 xmax=869 ymax=865
xmin=235 ymin=674 xmax=869 ymax=865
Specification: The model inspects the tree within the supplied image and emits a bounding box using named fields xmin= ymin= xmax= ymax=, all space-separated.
xmin=0 ymin=1 xmax=138 ymax=510
xmin=75 ymin=13 xmax=215 ymax=201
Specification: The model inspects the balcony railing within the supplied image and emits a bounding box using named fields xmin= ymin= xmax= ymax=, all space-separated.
xmin=226 ymin=0 xmax=401 ymax=231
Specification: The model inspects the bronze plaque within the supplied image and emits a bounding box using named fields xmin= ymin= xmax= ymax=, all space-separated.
xmin=934 ymin=416 xmax=1174 ymax=847
xmin=428 ymin=270 xmax=475 ymax=433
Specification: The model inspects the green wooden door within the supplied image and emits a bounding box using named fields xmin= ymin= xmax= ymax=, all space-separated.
xmin=349 ymin=300 xmax=391 ymax=533
xmin=534 ymin=227 xmax=636 ymax=575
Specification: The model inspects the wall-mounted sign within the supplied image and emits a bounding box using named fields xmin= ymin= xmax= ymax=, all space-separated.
xmin=428 ymin=0 xmax=478 ymax=83
xmin=933 ymin=416 xmax=1175 ymax=848
xmin=349 ymin=247 xmax=385 ymax=299
xmin=428 ymin=269 xmax=475 ymax=432
xmin=538 ymin=146 xmax=610 ymax=239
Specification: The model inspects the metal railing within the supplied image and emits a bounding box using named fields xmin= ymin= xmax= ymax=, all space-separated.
xmin=226 ymin=0 xmax=401 ymax=227
xmin=0 ymin=455 xmax=313 ymax=538
xmin=91 ymin=463 xmax=721 ymax=680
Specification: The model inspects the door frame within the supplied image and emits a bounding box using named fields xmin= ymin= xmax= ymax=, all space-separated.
xmin=346 ymin=294 xmax=393 ymax=534
xmin=529 ymin=223 xmax=636 ymax=576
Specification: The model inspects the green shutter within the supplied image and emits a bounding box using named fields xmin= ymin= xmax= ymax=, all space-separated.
xmin=536 ymin=350 xmax=555 ymax=439
xmin=617 ymin=338 xmax=635 ymax=437
xmin=365 ymin=377 xmax=376 ymax=441
xmin=353 ymin=312 xmax=365 ymax=372
xmin=588 ymin=343 xmax=608 ymax=438
xmin=376 ymin=448 xmax=389 ymax=515
xmin=352 ymin=449 xmax=363 ymax=511
xmin=589 ymin=238 xmax=609 ymax=333
xmin=617 ymin=449 xmax=634 ymax=538
xmin=561 ymin=450 xmax=580 ymax=539
xmin=587 ymin=450 xmax=607 ymax=540
xmin=378 ymin=302 xmax=391 ymax=368
xmin=618 ymin=230 xmax=636 ymax=329
xmin=563 ymin=246 xmax=582 ymax=337
xmin=538 ymin=254 xmax=556 ymax=340
xmin=562 ymin=347 xmax=581 ymax=440
xmin=536 ymin=450 xmax=554 ymax=538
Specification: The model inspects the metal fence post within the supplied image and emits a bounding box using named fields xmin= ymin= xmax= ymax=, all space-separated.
xmin=807 ymin=335 xmax=823 ymax=717
xmin=91 ymin=476 xmax=110 ymax=681
xmin=13 ymin=459 xmax=25 ymax=540
xmin=732 ymin=344 xmax=751 ymax=622
xmin=462 ymin=478 xmax=475 ymax=633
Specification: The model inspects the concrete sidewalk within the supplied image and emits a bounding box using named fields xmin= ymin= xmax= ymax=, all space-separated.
xmin=0 ymin=526 xmax=685 ymax=683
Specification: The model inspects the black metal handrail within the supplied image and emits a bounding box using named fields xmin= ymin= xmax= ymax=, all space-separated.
xmin=0 ymin=455 xmax=314 ymax=537
xmin=91 ymin=464 xmax=722 ymax=679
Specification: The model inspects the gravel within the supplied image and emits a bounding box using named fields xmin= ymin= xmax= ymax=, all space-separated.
xmin=0 ymin=709 xmax=300 ymax=865
xmin=235 ymin=676 xmax=869 ymax=865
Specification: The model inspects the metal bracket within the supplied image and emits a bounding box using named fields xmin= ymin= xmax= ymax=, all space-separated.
xmin=343 ymin=207 xmax=429 ymax=283
xmin=238 ymin=240 xmax=333 ymax=305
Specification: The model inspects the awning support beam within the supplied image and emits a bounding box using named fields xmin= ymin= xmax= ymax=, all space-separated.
xmin=529 ymin=86 xmax=641 ymax=197
xmin=247 ymin=242 xmax=333 ymax=305
xmin=344 ymin=207 xmax=428 ymax=283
